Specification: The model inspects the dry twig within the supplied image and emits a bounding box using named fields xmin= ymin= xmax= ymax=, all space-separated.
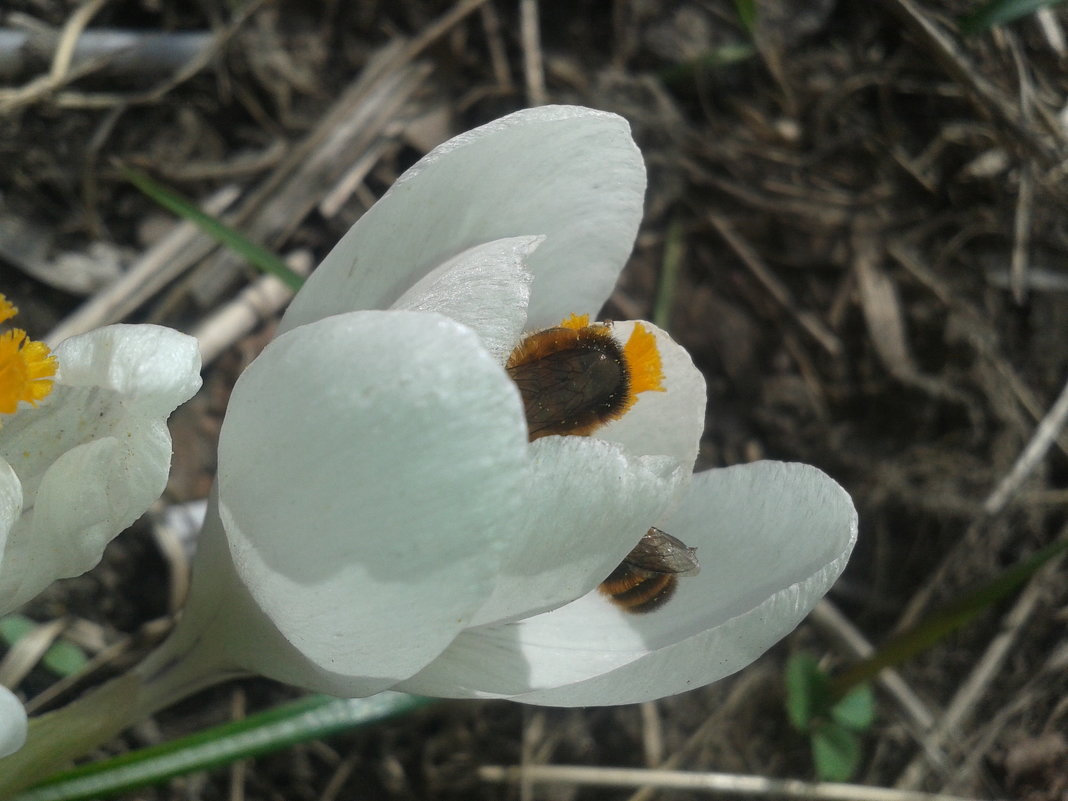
xmin=708 ymin=213 xmax=842 ymax=357
xmin=189 ymin=44 xmax=431 ymax=302
xmin=879 ymin=0 xmax=1064 ymax=164
xmin=0 ymin=29 xmax=211 ymax=80
xmin=983 ymin=375 xmax=1068 ymax=515
xmin=191 ymin=250 xmax=311 ymax=366
xmin=481 ymin=764 xmax=999 ymax=801
xmin=0 ymin=0 xmax=108 ymax=114
xmin=519 ymin=0 xmax=546 ymax=106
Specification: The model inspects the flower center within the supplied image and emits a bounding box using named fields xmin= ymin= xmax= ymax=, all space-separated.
xmin=505 ymin=313 xmax=665 ymax=441
xmin=0 ymin=294 xmax=58 ymax=417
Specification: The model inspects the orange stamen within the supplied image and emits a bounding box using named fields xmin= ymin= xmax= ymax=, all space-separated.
xmin=0 ymin=295 xmax=17 ymax=325
xmin=622 ymin=323 xmax=665 ymax=396
xmin=559 ymin=313 xmax=591 ymax=331
xmin=0 ymin=294 xmax=58 ymax=416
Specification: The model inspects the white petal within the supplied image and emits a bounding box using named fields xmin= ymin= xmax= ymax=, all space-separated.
xmin=0 ymin=686 xmax=26 ymax=758
xmin=0 ymin=325 xmax=201 ymax=613
xmin=161 ymin=494 xmax=400 ymax=698
xmin=6 ymin=438 xmax=115 ymax=603
xmin=468 ymin=436 xmax=687 ymax=627
xmin=281 ymin=106 xmax=646 ymax=334
xmin=0 ymin=461 xmax=19 ymax=568
xmin=52 ymin=324 xmax=202 ymax=417
xmin=216 ymin=311 xmax=530 ymax=689
xmin=399 ymin=462 xmax=856 ymax=703
xmin=392 ymin=236 xmax=539 ymax=363
xmin=596 ymin=320 xmax=705 ymax=470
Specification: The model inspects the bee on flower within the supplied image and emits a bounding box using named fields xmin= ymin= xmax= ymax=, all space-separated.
xmin=1 ymin=106 xmax=855 ymax=783
xmin=128 ymin=106 xmax=856 ymax=707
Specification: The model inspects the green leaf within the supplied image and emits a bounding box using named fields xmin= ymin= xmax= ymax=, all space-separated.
xmin=830 ymin=683 xmax=874 ymax=731
xmin=15 ymin=693 xmax=430 ymax=801
xmin=0 ymin=614 xmax=35 ymax=644
xmin=39 ymin=640 xmax=88 ymax=678
xmin=811 ymin=722 xmax=862 ymax=782
xmin=121 ymin=166 xmax=305 ymax=291
xmin=0 ymin=615 xmax=88 ymax=677
xmin=960 ymin=0 xmax=1065 ymax=33
xmin=785 ymin=652 xmax=830 ymax=731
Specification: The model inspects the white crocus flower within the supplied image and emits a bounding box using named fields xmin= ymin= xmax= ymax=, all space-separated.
xmin=0 ymin=322 xmax=202 ymax=614
xmin=148 ymin=105 xmax=855 ymax=708
xmin=0 ymin=307 xmax=201 ymax=756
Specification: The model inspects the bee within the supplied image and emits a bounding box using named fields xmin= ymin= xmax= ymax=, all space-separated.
xmin=506 ymin=320 xmax=630 ymax=440
xmin=599 ymin=527 xmax=700 ymax=613
xmin=505 ymin=314 xmax=664 ymax=441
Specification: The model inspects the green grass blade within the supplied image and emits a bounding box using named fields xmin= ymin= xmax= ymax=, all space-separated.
xmin=830 ymin=538 xmax=1067 ymax=698
xmin=652 ymin=216 xmax=685 ymax=331
xmin=14 ymin=692 xmax=430 ymax=801
xmin=960 ymin=0 xmax=1065 ymax=33
xmin=121 ymin=166 xmax=305 ymax=291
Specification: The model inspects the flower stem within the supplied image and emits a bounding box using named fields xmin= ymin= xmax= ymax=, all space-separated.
xmin=0 ymin=624 xmax=240 ymax=798
xmin=0 ymin=672 xmax=143 ymax=796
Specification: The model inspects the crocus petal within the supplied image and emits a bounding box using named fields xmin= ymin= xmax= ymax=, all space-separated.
xmin=280 ymin=106 xmax=646 ymax=334
xmin=0 ymin=325 xmax=201 ymax=614
xmin=595 ymin=320 xmax=706 ymax=470
xmin=215 ymin=311 xmax=530 ymax=689
xmin=468 ymin=436 xmax=687 ymax=627
xmin=398 ymin=462 xmax=857 ymax=704
xmin=0 ymin=461 xmax=18 ymax=558
xmin=0 ymin=686 xmax=26 ymax=758
xmin=392 ymin=236 xmax=539 ymax=363
xmin=50 ymin=324 xmax=201 ymax=414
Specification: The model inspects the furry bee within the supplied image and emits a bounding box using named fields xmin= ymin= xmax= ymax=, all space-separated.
xmin=599 ymin=527 xmax=700 ymax=613
xmin=505 ymin=319 xmax=631 ymax=439
xmin=506 ymin=314 xmax=665 ymax=440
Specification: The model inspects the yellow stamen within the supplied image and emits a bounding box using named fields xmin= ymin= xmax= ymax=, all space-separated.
xmin=559 ymin=313 xmax=591 ymax=330
xmin=622 ymin=323 xmax=665 ymax=396
xmin=0 ymin=294 xmax=58 ymax=416
xmin=0 ymin=294 xmax=17 ymax=325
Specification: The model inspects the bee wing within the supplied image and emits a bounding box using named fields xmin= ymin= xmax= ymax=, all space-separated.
xmin=623 ymin=527 xmax=701 ymax=577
